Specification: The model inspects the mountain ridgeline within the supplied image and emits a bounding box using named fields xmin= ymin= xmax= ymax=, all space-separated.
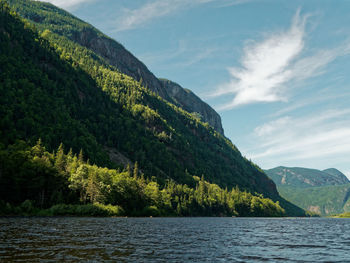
xmin=265 ymin=167 xmax=350 ymax=215
xmin=265 ymin=167 xmax=349 ymax=188
xmin=0 ymin=0 xmax=304 ymax=216
xmin=7 ymin=0 xmax=224 ymax=135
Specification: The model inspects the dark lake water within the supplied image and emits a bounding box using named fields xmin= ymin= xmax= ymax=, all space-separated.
xmin=1 ymin=217 xmax=350 ymax=262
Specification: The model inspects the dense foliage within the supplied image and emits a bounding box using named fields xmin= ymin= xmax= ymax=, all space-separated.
xmin=334 ymin=212 xmax=350 ymax=218
xmin=0 ymin=141 xmax=285 ymax=217
xmin=266 ymin=166 xmax=350 ymax=216
xmin=0 ymin=1 xmax=305 ymax=216
xmin=277 ymin=185 xmax=350 ymax=216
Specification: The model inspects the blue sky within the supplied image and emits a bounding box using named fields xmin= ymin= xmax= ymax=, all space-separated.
xmin=43 ymin=0 xmax=350 ymax=176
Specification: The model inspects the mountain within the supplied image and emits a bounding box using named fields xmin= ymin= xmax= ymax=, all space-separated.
xmin=0 ymin=0 xmax=304 ymax=216
xmin=265 ymin=166 xmax=350 ymax=215
xmin=265 ymin=166 xmax=349 ymax=188
xmin=277 ymin=184 xmax=350 ymax=216
xmin=323 ymin=168 xmax=349 ymax=182
xmin=6 ymin=0 xmax=224 ymax=135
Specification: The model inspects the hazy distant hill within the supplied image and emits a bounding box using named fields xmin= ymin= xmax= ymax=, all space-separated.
xmin=265 ymin=166 xmax=349 ymax=188
xmin=277 ymin=184 xmax=350 ymax=215
xmin=265 ymin=166 xmax=350 ymax=215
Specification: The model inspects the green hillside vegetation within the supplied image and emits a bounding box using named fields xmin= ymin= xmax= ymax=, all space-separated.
xmin=333 ymin=212 xmax=350 ymax=218
xmin=323 ymin=168 xmax=349 ymax=182
xmin=0 ymin=1 xmax=304 ymax=216
xmin=278 ymin=185 xmax=350 ymax=216
xmin=266 ymin=166 xmax=350 ymax=216
xmin=265 ymin=166 xmax=349 ymax=188
xmin=0 ymin=140 xmax=285 ymax=217
xmin=2 ymin=0 xmax=271 ymax=193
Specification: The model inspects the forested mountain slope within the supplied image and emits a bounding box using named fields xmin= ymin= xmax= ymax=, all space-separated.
xmin=7 ymin=0 xmax=224 ymax=135
xmin=265 ymin=166 xmax=350 ymax=215
xmin=0 ymin=0 xmax=304 ymax=215
xmin=276 ymin=184 xmax=350 ymax=216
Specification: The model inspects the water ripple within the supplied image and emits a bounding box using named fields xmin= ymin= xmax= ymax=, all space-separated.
xmin=1 ymin=217 xmax=350 ymax=262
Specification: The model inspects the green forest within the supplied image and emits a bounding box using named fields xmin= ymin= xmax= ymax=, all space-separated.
xmin=0 ymin=140 xmax=285 ymax=217
xmin=1 ymin=0 xmax=276 ymax=194
xmin=0 ymin=0 xmax=305 ymax=216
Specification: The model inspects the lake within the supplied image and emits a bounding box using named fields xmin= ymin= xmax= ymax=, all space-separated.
xmin=0 ymin=217 xmax=349 ymax=262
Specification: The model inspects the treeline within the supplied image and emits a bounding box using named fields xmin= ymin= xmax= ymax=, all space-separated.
xmin=0 ymin=141 xmax=285 ymax=217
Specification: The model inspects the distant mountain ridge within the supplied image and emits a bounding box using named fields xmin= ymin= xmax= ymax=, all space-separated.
xmin=265 ymin=166 xmax=350 ymax=215
xmin=323 ymin=168 xmax=349 ymax=182
xmin=265 ymin=166 xmax=349 ymax=188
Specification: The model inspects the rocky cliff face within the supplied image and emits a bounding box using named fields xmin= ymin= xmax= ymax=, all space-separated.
xmin=71 ymin=29 xmax=224 ymax=134
xmin=14 ymin=1 xmax=225 ymax=135
xmin=160 ymin=79 xmax=224 ymax=135
xmin=72 ymin=28 xmax=172 ymax=101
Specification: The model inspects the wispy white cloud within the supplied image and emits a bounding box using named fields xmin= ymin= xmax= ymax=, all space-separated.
xmin=37 ymin=0 xmax=96 ymax=9
xmin=217 ymin=0 xmax=253 ymax=8
xmin=211 ymin=10 xmax=350 ymax=110
xmin=270 ymin=89 xmax=350 ymax=118
xmin=248 ymin=108 xmax=350 ymax=169
xmin=115 ymin=0 xmax=245 ymax=32
xmin=177 ymin=47 xmax=217 ymax=67
xmin=139 ymin=40 xmax=218 ymax=69
xmin=211 ymin=10 xmax=307 ymax=109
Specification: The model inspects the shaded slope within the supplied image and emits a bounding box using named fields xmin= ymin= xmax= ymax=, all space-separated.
xmin=7 ymin=0 xmax=170 ymax=100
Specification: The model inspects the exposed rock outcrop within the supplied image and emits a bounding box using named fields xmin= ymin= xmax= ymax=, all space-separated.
xmin=18 ymin=4 xmax=225 ymax=135
xmin=72 ymin=28 xmax=172 ymax=101
xmin=160 ymin=79 xmax=224 ymax=134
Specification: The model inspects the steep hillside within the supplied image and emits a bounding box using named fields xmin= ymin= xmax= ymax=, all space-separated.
xmin=266 ymin=166 xmax=350 ymax=215
xmin=0 ymin=0 xmax=305 ymax=215
xmin=265 ymin=166 xmax=349 ymax=188
xmin=7 ymin=0 xmax=223 ymax=135
xmin=278 ymin=184 xmax=350 ymax=216
xmin=7 ymin=0 xmax=169 ymax=100
xmin=323 ymin=168 xmax=349 ymax=183
xmin=160 ymin=79 xmax=224 ymax=134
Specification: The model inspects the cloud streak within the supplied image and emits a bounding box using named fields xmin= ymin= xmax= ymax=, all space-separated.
xmin=37 ymin=0 xmax=96 ymax=9
xmin=139 ymin=39 xmax=218 ymax=70
xmin=212 ymin=10 xmax=308 ymax=109
xmin=248 ymin=108 xmax=350 ymax=169
xmin=211 ymin=10 xmax=350 ymax=110
xmin=115 ymin=0 xmax=244 ymax=32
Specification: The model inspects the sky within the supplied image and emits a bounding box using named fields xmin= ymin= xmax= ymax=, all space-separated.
xmin=42 ymin=0 xmax=350 ymax=177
